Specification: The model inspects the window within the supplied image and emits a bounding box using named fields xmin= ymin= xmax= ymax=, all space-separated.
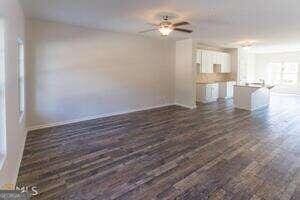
xmin=0 ymin=19 xmax=6 ymax=167
xmin=282 ymin=63 xmax=298 ymax=86
xmin=18 ymin=39 xmax=25 ymax=121
xmin=267 ymin=62 xmax=299 ymax=87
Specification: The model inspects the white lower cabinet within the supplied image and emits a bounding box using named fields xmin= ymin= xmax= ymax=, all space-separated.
xmin=218 ymin=81 xmax=236 ymax=99
xmin=196 ymin=83 xmax=219 ymax=103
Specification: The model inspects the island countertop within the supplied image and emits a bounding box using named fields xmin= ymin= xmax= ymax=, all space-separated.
xmin=234 ymin=84 xmax=275 ymax=90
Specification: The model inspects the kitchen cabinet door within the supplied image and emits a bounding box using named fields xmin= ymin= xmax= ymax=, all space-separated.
xmin=216 ymin=53 xmax=222 ymax=65
xmin=212 ymin=52 xmax=218 ymax=64
xmin=205 ymin=86 xmax=213 ymax=98
xmin=211 ymin=84 xmax=219 ymax=99
xmin=196 ymin=83 xmax=219 ymax=103
xmin=226 ymin=54 xmax=231 ymax=72
xmin=221 ymin=53 xmax=231 ymax=73
xmin=206 ymin=84 xmax=219 ymax=99
xmin=196 ymin=50 xmax=202 ymax=74
xmin=199 ymin=50 xmax=231 ymax=73
xmin=201 ymin=51 xmax=208 ymax=73
xmin=196 ymin=50 xmax=202 ymax=63
xmin=219 ymin=81 xmax=235 ymax=99
xmin=202 ymin=51 xmax=213 ymax=73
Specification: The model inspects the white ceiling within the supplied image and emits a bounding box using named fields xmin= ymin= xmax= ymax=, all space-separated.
xmin=19 ymin=0 xmax=300 ymax=51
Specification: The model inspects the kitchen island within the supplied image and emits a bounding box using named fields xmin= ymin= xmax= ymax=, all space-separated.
xmin=233 ymin=84 xmax=274 ymax=111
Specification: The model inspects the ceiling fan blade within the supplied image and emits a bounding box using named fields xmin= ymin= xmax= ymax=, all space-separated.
xmin=172 ymin=21 xmax=190 ymax=27
xmin=173 ymin=28 xmax=193 ymax=33
xmin=139 ymin=29 xmax=157 ymax=33
xmin=147 ymin=22 xmax=159 ymax=27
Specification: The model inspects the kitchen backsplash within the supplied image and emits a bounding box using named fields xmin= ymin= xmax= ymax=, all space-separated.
xmin=196 ymin=73 xmax=236 ymax=83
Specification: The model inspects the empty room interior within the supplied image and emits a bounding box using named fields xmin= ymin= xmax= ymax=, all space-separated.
xmin=1 ymin=0 xmax=300 ymax=199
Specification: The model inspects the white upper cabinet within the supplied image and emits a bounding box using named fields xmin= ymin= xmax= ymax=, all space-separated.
xmin=216 ymin=53 xmax=223 ymax=65
xmin=196 ymin=50 xmax=231 ymax=74
xmin=196 ymin=50 xmax=202 ymax=64
xmin=221 ymin=53 xmax=231 ymax=73
xmin=197 ymin=50 xmax=213 ymax=73
xmin=197 ymin=50 xmax=214 ymax=73
xmin=202 ymin=51 xmax=214 ymax=73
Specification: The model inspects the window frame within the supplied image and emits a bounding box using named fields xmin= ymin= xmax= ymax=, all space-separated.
xmin=267 ymin=62 xmax=299 ymax=87
xmin=281 ymin=63 xmax=299 ymax=86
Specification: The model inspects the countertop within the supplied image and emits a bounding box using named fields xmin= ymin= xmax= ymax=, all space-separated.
xmin=196 ymin=80 xmax=236 ymax=84
xmin=234 ymin=84 xmax=275 ymax=89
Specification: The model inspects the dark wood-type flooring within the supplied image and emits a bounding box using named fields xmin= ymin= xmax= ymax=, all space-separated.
xmin=18 ymin=94 xmax=300 ymax=200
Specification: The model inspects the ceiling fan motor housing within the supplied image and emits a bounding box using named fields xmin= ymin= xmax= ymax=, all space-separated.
xmin=160 ymin=16 xmax=172 ymax=28
xmin=162 ymin=15 xmax=169 ymax=21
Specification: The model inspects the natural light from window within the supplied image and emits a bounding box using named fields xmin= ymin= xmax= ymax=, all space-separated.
xmin=267 ymin=62 xmax=299 ymax=87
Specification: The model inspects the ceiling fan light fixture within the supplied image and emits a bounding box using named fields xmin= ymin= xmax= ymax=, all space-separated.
xmin=158 ymin=26 xmax=173 ymax=36
xmin=139 ymin=15 xmax=192 ymax=36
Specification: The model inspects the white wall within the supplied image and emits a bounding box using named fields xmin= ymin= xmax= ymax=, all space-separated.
xmin=0 ymin=0 xmax=27 ymax=187
xmin=174 ymin=39 xmax=197 ymax=108
xmin=0 ymin=19 xmax=5 ymax=162
xmin=255 ymin=51 xmax=300 ymax=94
xmin=26 ymin=20 xmax=175 ymax=128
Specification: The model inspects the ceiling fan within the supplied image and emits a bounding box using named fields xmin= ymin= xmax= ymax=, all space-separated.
xmin=139 ymin=15 xmax=193 ymax=36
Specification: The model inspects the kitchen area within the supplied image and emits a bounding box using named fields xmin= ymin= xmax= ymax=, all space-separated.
xmin=195 ymin=47 xmax=274 ymax=111
xmin=195 ymin=49 xmax=236 ymax=104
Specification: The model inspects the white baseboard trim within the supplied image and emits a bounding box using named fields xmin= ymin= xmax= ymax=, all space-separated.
xmin=234 ymin=104 xmax=269 ymax=111
xmin=174 ymin=103 xmax=197 ymax=109
xmin=27 ymin=103 xmax=176 ymax=132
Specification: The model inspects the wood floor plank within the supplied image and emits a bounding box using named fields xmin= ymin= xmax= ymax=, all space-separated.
xmin=17 ymin=94 xmax=300 ymax=200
